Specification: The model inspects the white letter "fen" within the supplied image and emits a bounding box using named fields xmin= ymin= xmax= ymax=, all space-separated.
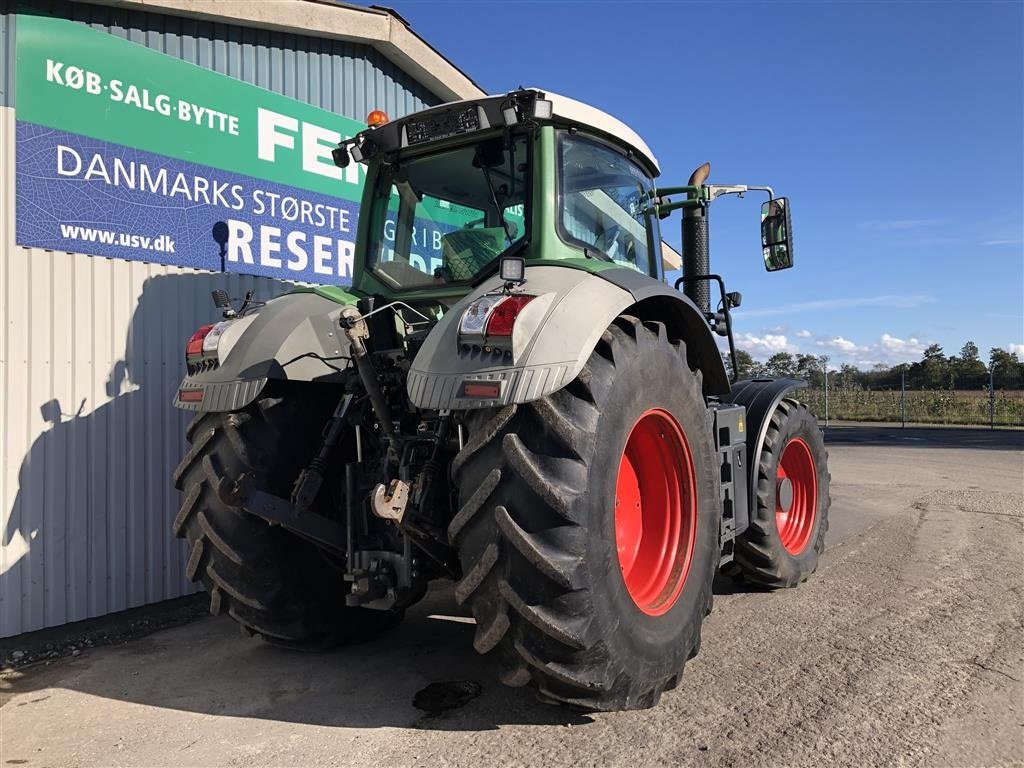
xmin=257 ymin=108 xmax=298 ymax=163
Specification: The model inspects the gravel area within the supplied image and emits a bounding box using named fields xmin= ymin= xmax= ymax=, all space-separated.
xmin=1 ymin=426 xmax=1021 ymax=767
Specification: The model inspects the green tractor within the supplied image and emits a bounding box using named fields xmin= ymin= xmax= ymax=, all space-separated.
xmin=172 ymin=89 xmax=830 ymax=711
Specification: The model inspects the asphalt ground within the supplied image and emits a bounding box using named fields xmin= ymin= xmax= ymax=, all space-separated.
xmin=2 ymin=425 xmax=1022 ymax=767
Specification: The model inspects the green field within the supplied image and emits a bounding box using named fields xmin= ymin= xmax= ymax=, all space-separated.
xmin=800 ymin=389 xmax=1024 ymax=428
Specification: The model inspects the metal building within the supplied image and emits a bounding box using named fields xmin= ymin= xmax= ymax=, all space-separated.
xmin=0 ymin=0 xmax=482 ymax=637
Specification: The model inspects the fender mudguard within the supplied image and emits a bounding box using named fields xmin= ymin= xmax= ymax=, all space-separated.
xmin=406 ymin=265 xmax=729 ymax=411
xmin=173 ymin=291 xmax=356 ymax=412
xmin=724 ymin=377 xmax=809 ymax=517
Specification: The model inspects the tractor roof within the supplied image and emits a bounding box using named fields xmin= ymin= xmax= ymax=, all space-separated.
xmin=353 ymin=89 xmax=660 ymax=177
xmin=535 ymin=89 xmax=660 ymax=176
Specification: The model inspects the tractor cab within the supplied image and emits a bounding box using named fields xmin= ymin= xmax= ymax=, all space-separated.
xmin=334 ymin=89 xmax=667 ymax=302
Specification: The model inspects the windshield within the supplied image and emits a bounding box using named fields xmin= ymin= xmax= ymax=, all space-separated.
xmin=559 ymin=134 xmax=657 ymax=276
xmin=367 ymin=134 xmax=529 ymax=290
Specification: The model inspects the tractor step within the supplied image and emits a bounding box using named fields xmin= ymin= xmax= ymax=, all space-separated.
xmin=713 ymin=404 xmax=749 ymax=565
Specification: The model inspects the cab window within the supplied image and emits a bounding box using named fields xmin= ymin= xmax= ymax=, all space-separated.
xmin=368 ymin=134 xmax=529 ymax=290
xmin=558 ymin=134 xmax=657 ymax=276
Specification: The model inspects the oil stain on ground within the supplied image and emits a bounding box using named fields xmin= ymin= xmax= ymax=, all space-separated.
xmin=413 ymin=680 xmax=483 ymax=716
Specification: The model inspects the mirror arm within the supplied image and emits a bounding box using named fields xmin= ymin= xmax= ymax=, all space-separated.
xmin=655 ymin=184 xmax=705 ymax=197
xmin=706 ymin=184 xmax=748 ymax=201
xmin=705 ymin=184 xmax=776 ymax=202
xmin=644 ymin=184 xmax=776 ymax=217
xmin=645 ymin=198 xmax=703 ymax=217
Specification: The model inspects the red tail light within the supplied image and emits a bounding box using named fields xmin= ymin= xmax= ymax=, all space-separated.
xmin=484 ymin=295 xmax=535 ymax=337
xmin=186 ymin=324 xmax=214 ymax=357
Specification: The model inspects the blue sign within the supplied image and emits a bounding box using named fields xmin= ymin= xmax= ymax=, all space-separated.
xmin=16 ymin=122 xmax=362 ymax=283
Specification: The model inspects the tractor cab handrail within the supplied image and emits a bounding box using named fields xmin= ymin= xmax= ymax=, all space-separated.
xmin=675 ymin=272 xmax=740 ymax=384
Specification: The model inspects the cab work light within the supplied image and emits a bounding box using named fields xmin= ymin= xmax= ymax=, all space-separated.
xmin=532 ymin=98 xmax=553 ymax=120
xmin=499 ymin=256 xmax=526 ymax=284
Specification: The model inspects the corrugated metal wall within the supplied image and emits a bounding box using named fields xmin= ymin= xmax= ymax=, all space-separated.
xmin=0 ymin=0 xmax=444 ymax=637
xmin=0 ymin=6 xmax=11 ymax=106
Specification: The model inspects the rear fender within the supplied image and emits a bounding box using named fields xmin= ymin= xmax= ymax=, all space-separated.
xmin=406 ymin=265 xmax=729 ymax=411
xmin=174 ymin=292 xmax=355 ymax=412
xmin=597 ymin=267 xmax=729 ymax=396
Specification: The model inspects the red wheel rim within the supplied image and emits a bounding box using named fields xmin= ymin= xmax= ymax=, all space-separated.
xmin=775 ymin=437 xmax=818 ymax=554
xmin=614 ymin=409 xmax=697 ymax=616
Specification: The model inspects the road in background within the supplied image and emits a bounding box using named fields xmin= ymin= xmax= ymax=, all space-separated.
xmin=2 ymin=426 xmax=1022 ymax=767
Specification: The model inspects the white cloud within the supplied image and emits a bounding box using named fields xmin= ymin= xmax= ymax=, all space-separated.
xmin=1008 ymin=343 xmax=1024 ymax=359
xmin=859 ymin=218 xmax=937 ymax=231
xmin=742 ymin=294 xmax=935 ymax=318
xmin=984 ymin=239 xmax=1023 ymax=246
xmin=733 ymin=332 xmax=796 ymax=359
xmin=730 ymin=327 xmax=933 ymax=368
xmin=816 ymin=336 xmax=866 ymax=354
xmin=879 ymin=333 xmax=926 ymax=358
xmin=820 ymin=333 xmax=928 ymax=367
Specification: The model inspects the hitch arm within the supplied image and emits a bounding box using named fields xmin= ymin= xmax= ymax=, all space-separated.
xmin=245 ymin=488 xmax=348 ymax=556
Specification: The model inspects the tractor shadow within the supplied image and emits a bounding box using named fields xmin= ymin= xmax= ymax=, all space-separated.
xmin=1 ymin=271 xmax=297 ymax=638
xmin=3 ymin=583 xmax=593 ymax=732
xmin=711 ymin=573 xmax=772 ymax=596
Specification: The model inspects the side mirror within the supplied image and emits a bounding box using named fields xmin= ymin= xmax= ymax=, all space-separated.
xmin=760 ymin=197 xmax=794 ymax=271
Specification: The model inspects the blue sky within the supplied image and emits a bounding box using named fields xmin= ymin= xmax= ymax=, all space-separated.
xmin=375 ymin=1 xmax=1022 ymax=367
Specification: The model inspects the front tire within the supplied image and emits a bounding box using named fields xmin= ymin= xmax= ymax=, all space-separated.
xmin=730 ymin=398 xmax=831 ymax=588
xmin=450 ymin=316 xmax=720 ymax=711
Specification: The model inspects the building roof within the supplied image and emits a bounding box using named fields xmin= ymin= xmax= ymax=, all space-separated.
xmin=84 ymin=0 xmax=486 ymax=102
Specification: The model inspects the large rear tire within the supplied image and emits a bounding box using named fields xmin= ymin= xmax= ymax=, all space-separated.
xmin=450 ymin=316 xmax=719 ymax=711
xmin=172 ymin=390 xmax=401 ymax=648
xmin=729 ymin=398 xmax=831 ymax=588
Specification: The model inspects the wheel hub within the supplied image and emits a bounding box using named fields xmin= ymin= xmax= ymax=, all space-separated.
xmin=776 ymin=476 xmax=794 ymax=513
xmin=614 ymin=409 xmax=697 ymax=616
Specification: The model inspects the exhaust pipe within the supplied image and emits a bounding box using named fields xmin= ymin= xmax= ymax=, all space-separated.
xmin=682 ymin=162 xmax=711 ymax=317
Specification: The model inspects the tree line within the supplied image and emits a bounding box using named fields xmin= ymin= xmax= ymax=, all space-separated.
xmin=728 ymin=342 xmax=1024 ymax=390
